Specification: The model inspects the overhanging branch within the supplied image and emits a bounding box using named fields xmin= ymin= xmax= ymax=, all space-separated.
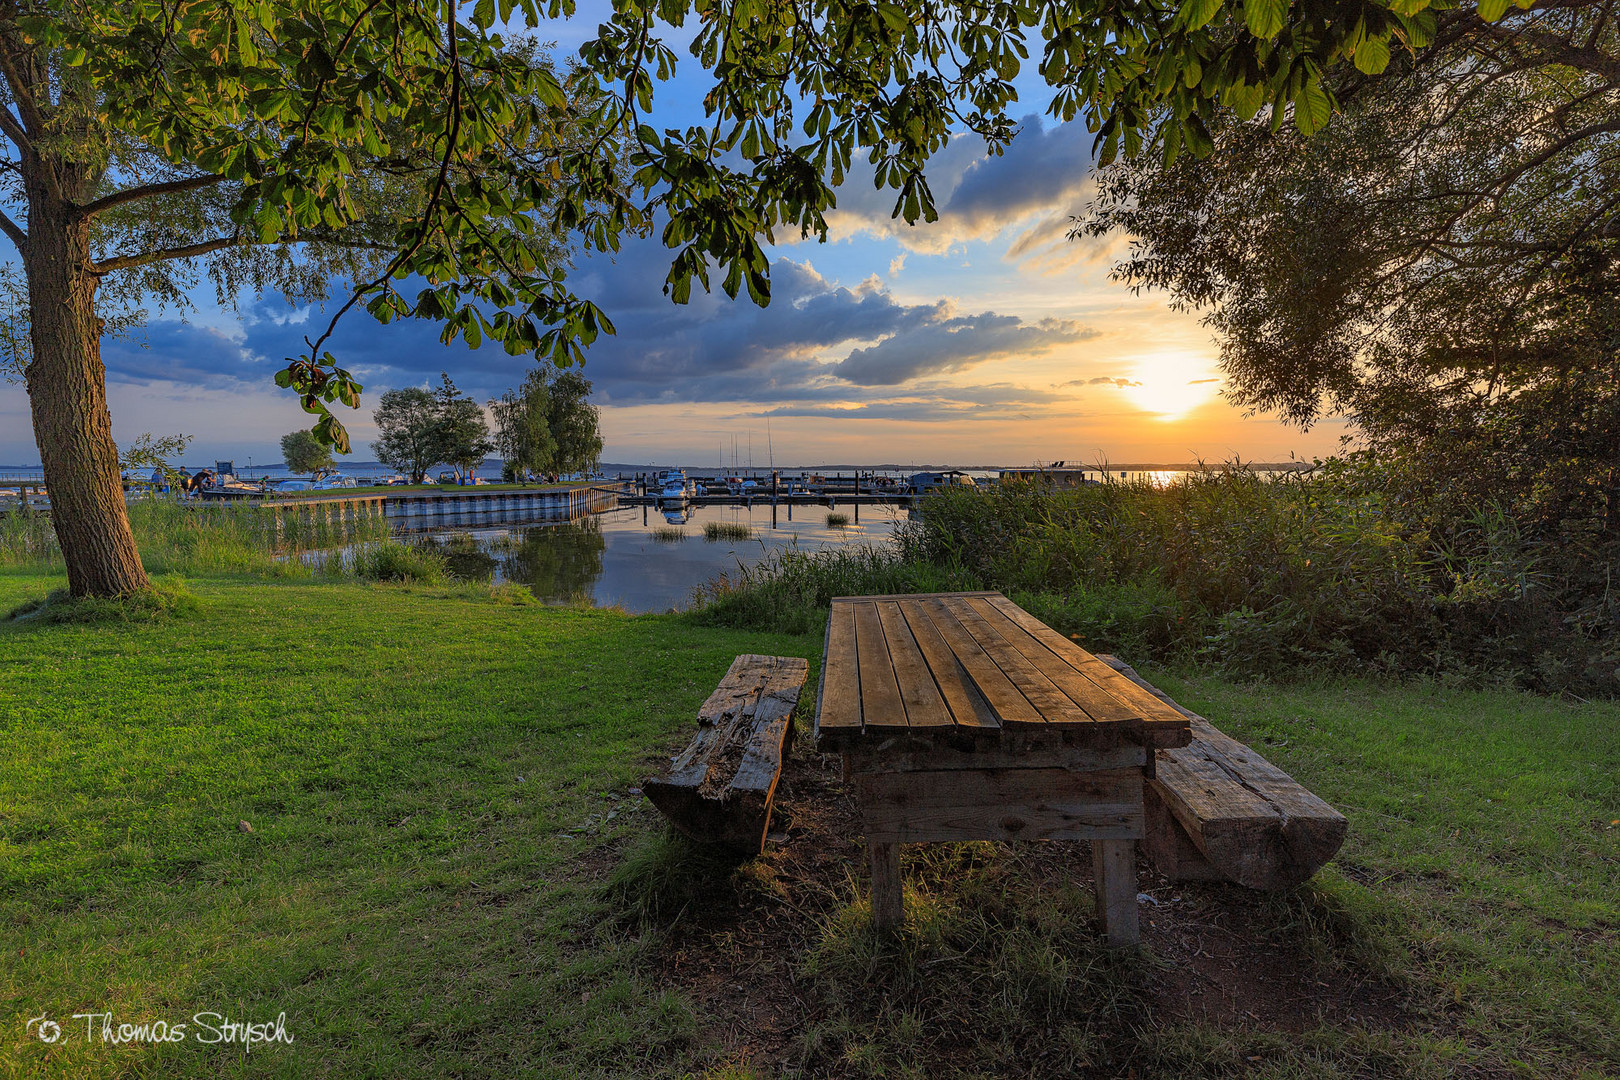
xmin=77 ymin=174 xmax=228 ymax=219
xmin=0 ymin=208 xmax=25 ymax=251
xmin=87 ymin=235 xmax=241 ymax=273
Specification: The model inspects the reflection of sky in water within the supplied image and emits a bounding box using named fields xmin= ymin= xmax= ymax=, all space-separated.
xmin=426 ymin=502 xmax=907 ymax=613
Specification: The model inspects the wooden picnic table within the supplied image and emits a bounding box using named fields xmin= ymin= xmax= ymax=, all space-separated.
xmin=813 ymin=591 xmax=1193 ymax=945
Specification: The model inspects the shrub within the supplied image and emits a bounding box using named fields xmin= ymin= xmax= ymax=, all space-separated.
xmin=351 ymin=541 xmax=449 ymax=584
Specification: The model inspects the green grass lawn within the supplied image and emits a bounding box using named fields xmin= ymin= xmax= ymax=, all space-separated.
xmin=2 ymin=571 xmax=1618 ymax=1077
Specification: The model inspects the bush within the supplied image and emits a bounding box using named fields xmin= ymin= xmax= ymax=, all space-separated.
xmin=695 ymin=466 xmax=1618 ymax=693
xmin=351 ymin=541 xmax=449 ymax=584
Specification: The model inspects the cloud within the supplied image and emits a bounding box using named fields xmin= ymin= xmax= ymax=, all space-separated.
xmin=95 ymin=234 xmax=1099 ymax=425
xmin=1061 ymin=376 xmax=1143 ymax=388
xmin=102 ymin=322 xmax=271 ymax=388
xmin=1187 ymin=378 xmax=1219 ymax=385
xmin=823 ymin=118 xmax=1098 ymax=262
xmin=837 ymin=315 xmax=1097 ymax=386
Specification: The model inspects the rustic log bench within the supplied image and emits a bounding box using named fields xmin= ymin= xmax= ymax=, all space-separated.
xmin=644 ymin=654 xmax=810 ymax=856
xmin=1097 ymin=655 xmax=1348 ymax=890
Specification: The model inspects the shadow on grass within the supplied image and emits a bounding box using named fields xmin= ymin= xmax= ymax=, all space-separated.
xmin=605 ymin=828 xmax=762 ymax=927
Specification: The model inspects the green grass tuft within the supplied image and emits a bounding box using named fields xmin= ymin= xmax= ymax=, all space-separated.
xmin=350 ymin=540 xmax=449 ymax=584
xmin=651 ymin=526 xmax=687 ymax=542
xmin=824 ymin=512 xmax=850 ymax=527
xmin=702 ymin=521 xmax=752 ymax=542
xmin=4 ymin=574 xmax=199 ymax=625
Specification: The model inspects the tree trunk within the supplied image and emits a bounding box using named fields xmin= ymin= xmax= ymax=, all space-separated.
xmin=23 ymin=198 xmax=151 ymax=598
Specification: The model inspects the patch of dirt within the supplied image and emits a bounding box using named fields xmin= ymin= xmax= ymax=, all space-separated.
xmin=624 ymin=749 xmax=1416 ymax=1072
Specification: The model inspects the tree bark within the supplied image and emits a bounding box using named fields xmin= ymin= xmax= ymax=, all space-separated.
xmin=23 ymin=196 xmax=151 ymax=597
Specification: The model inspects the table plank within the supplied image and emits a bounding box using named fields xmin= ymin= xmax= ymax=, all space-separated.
xmin=875 ymin=601 xmax=953 ymax=728
xmin=853 ymin=601 xmax=909 ymax=729
xmin=963 ymin=595 xmax=1133 ymax=723
xmin=984 ymin=595 xmax=1187 ymax=727
xmin=938 ymin=596 xmax=1085 ymax=725
xmin=816 ymin=601 xmax=863 ymax=738
xmin=917 ymin=598 xmax=1045 ymax=725
xmin=897 ymin=600 xmax=999 ymax=728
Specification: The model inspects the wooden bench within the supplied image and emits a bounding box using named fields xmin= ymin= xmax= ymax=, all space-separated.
xmin=1097 ymin=656 xmax=1347 ymax=890
xmin=643 ymin=654 xmax=810 ymax=855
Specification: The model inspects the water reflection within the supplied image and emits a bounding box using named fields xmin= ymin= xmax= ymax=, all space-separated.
xmin=418 ymin=501 xmax=903 ymax=613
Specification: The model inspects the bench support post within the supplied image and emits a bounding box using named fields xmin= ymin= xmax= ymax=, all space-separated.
xmin=869 ymin=841 xmax=903 ymax=929
xmin=1091 ymin=838 xmax=1140 ymax=946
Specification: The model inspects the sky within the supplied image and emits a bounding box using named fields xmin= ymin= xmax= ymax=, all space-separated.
xmin=0 ymin=9 xmax=1351 ymax=470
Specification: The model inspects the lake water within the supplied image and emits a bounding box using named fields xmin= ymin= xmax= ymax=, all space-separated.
xmin=420 ymin=500 xmax=908 ymax=613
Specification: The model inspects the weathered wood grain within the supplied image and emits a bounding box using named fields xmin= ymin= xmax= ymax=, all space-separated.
xmin=898 ymin=600 xmax=999 ymax=729
xmin=918 ymin=597 xmax=1046 ymax=726
xmin=854 ymin=601 xmax=908 ymax=729
xmin=644 ymin=654 xmax=810 ymax=855
xmin=855 ymin=767 xmax=1144 ymax=844
xmin=1096 ymin=655 xmax=1348 ymax=890
xmin=1091 ymin=838 xmax=1141 ymax=946
xmin=963 ymin=595 xmax=1134 ymax=723
xmin=815 ymin=602 xmax=862 ymax=740
xmin=876 ymin=600 xmax=952 ymax=728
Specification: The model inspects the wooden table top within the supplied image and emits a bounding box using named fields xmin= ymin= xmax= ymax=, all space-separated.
xmin=814 ymin=592 xmax=1191 ymax=750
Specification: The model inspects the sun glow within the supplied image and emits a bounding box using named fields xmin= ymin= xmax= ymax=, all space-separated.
xmin=1120 ymin=351 xmax=1224 ymax=420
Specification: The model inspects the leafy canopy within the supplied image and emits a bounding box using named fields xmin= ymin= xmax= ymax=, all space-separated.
xmin=22 ymin=0 xmax=1486 ymax=448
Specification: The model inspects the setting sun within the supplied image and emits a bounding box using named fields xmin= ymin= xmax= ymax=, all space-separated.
xmin=1120 ymin=351 xmax=1225 ymax=420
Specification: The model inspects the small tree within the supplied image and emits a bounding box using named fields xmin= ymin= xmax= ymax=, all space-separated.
xmin=490 ymin=373 xmax=556 ymax=483
xmin=372 ymin=388 xmax=441 ymax=485
xmin=430 ymin=374 xmax=494 ymax=484
xmin=546 ymin=370 xmax=603 ymax=479
xmin=280 ymin=430 xmax=336 ymax=479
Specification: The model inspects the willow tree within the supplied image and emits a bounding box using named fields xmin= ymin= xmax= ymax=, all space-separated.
xmin=11 ymin=0 xmax=1448 ymax=597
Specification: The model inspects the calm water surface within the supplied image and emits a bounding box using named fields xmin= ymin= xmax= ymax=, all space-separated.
xmin=422 ymin=501 xmax=907 ymax=613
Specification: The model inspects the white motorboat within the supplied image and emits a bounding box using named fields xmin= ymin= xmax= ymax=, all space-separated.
xmin=656 ymin=470 xmax=690 ymax=503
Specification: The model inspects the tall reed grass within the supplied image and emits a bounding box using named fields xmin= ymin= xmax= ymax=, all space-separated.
xmin=695 ymin=468 xmax=1610 ymax=690
xmin=1 ymin=496 xmax=392 ymax=577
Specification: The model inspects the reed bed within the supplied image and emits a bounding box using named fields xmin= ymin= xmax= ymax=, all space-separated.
xmin=702 ymin=521 xmax=752 ymax=542
xmin=824 ymin=512 xmax=850 ymax=527
xmin=697 ymin=467 xmax=1610 ymax=690
xmin=1 ymin=495 xmax=392 ymax=577
xmin=650 ymin=526 xmax=687 ymax=543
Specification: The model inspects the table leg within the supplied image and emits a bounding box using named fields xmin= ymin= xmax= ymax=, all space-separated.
xmin=869 ymin=841 xmax=903 ymax=929
xmin=1092 ymin=839 xmax=1140 ymax=946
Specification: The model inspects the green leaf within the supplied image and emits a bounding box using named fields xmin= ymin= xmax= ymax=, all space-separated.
xmin=1476 ymin=0 xmax=1508 ymax=19
xmin=1354 ymin=35 xmax=1391 ymax=74
xmin=1244 ymin=0 xmax=1287 ymax=40
xmin=1178 ymin=0 xmax=1225 ymax=31
xmin=1293 ymin=73 xmax=1331 ymax=135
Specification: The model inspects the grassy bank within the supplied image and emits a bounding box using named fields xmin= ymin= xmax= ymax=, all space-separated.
xmin=3 ymin=571 xmax=1617 ymax=1076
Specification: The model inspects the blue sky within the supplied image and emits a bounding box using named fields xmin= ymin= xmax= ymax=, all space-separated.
xmin=0 ymin=7 xmax=1349 ymax=468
